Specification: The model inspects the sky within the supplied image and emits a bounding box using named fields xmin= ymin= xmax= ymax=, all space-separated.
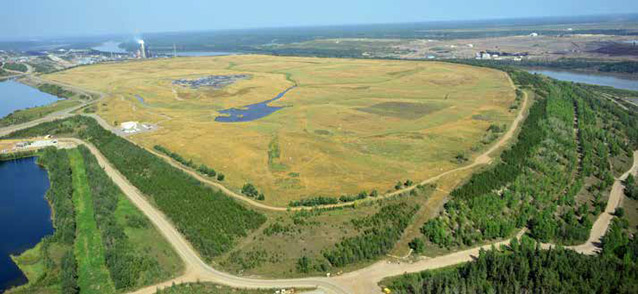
xmin=1 ymin=0 xmax=637 ymax=40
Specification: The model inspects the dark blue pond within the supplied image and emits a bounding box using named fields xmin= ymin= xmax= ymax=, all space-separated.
xmin=0 ymin=157 xmax=53 ymax=293
xmin=215 ymin=86 xmax=296 ymax=122
xmin=0 ymin=80 xmax=60 ymax=119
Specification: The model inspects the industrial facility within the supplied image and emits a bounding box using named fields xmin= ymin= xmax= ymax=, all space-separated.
xmin=137 ymin=39 xmax=151 ymax=59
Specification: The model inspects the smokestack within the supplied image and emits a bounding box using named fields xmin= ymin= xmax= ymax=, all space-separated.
xmin=138 ymin=40 xmax=146 ymax=59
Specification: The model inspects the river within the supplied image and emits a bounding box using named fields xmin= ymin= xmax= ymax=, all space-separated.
xmin=0 ymin=80 xmax=60 ymax=119
xmin=0 ymin=157 xmax=53 ymax=292
xmin=528 ymin=70 xmax=638 ymax=91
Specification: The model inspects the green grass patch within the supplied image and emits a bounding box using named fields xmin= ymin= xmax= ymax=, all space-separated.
xmin=69 ymin=149 xmax=115 ymax=294
xmin=10 ymin=243 xmax=47 ymax=286
xmin=268 ymin=136 xmax=288 ymax=172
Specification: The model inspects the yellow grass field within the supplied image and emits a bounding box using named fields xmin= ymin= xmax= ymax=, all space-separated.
xmin=44 ymin=55 xmax=515 ymax=206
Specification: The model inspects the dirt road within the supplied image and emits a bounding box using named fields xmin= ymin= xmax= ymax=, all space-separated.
xmin=0 ymin=63 xmax=31 ymax=80
xmin=545 ymin=150 xmax=638 ymax=255
xmin=51 ymin=136 xmax=635 ymax=294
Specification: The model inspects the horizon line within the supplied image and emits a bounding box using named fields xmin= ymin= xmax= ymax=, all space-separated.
xmin=1 ymin=11 xmax=637 ymax=42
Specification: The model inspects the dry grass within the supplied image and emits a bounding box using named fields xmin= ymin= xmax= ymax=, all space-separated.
xmin=43 ymin=55 xmax=515 ymax=206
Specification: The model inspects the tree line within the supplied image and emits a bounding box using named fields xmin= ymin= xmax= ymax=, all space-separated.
xmin=153 ymin=145 xmax=224 ymax=181
xmin=41 ymin=148 xmax=79 ymax=294
xmin=37 ymin=83 xmax=75 ymax=99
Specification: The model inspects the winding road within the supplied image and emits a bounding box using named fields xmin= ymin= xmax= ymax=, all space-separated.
xmin=0 ymin=63 xmax=32 ymax=80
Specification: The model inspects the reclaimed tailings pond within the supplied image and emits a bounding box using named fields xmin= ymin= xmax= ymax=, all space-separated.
xmin=0 ymin=157 xmax=53 ymax=292
xmin=215 ymin=86 xmax=296 ymax=122
xmin=0 ymin=80 xmax=60 ymax=119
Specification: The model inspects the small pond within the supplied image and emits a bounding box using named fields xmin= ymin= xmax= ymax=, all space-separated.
xmin=135 ymin=95 xmax=146 ymax=105
xmin=215 ymin=86 xmax=296 ymax=122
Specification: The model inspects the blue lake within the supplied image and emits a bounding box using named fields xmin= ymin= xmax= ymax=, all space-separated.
xmin=215 ymin=86 xmax=296 ymax=122
xmin=0 ymin=80 xmax=60 ymax=119
xmin=0 ymin=157 xmax=53 ymax=292
xmin=528 ymin=70 xmax=638 ymax=91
